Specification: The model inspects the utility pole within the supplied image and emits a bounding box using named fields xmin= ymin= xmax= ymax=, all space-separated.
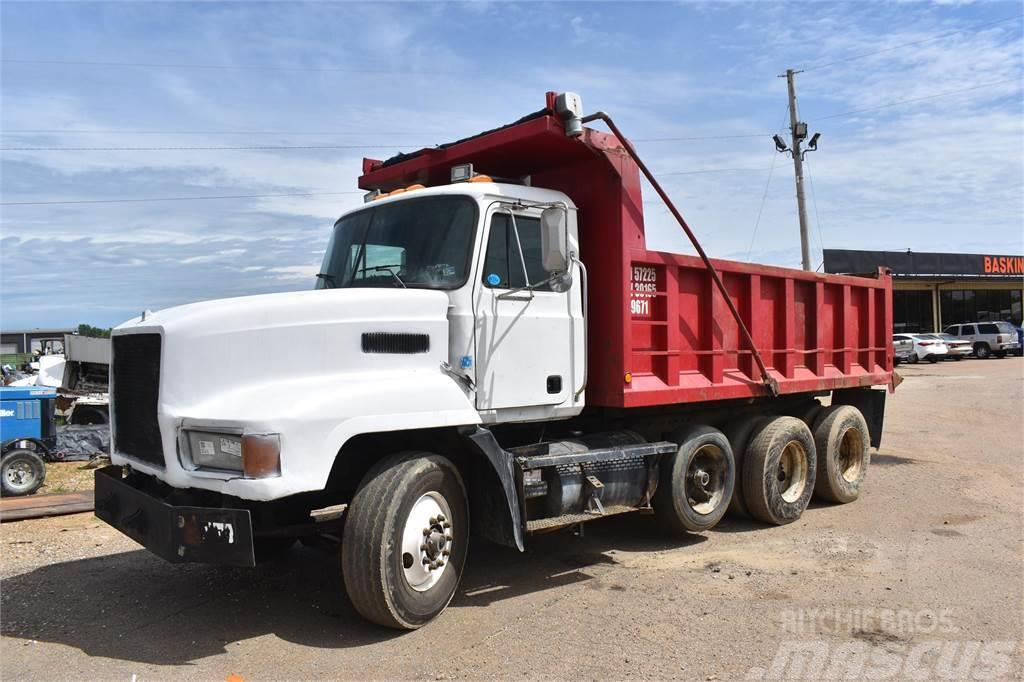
xmin=784 ymin=69 xmax=811 ymax=271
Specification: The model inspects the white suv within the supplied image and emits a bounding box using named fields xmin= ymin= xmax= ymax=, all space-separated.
xmin=943 ymin=322 xmax=1021 ymax=359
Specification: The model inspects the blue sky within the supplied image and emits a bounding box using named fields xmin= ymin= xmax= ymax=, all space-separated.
xmin=1 ymin=1 xmax=1021 ymax=329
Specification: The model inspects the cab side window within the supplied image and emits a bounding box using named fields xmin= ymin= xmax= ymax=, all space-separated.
xmin=482 ymin=213 xmax=553 ymax=291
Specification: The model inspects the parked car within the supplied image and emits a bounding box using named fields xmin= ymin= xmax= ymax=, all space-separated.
xmin=892 ymin=335 xmax=915 ymax=365
xmin=934 ymin=333 xmax=972 ymax=360
xmin=943 ymin=322 xmax=1021 ymax=359
xmin=903 ymin=333 xmax=949 ymax=363
xmin=1012 ymin=325 xmax=1023 ymax=357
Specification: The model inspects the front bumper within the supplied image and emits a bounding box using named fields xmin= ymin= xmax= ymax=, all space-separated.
xmin=94 ymin=466 xmax=256 ymax=567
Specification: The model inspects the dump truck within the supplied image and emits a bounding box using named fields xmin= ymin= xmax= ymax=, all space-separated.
xmin=95 ymin=92 xmax=895 ymax=629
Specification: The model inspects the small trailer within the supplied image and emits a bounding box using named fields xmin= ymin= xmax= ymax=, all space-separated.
xmin=1 ymin=386 xmax=57 ymax=496
xmin=95 ymin=92 xmax=894 ymax=629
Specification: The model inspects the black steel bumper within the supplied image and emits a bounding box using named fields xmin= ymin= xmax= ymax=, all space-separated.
xmin=94 ymin=465 xmax=256 ymax=567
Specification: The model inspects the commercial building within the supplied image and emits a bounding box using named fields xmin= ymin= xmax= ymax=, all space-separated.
xmin=0 ymin=328 xmax=75 ymax=355
xmin=823 ymin=249 xmax=1023 ymax=333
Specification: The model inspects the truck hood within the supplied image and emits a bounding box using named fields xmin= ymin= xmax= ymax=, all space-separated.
xmin=114 ymin=287 xmax=451 ymax=420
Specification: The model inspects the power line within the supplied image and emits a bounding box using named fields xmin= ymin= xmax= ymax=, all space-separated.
xmin=0 ymin=144 xmax=413 ymax=151
xmin=0 ymin=57 xmax=445 ymax=75
xmin=816 ymin=78 xmax=1020 ymax=120
xmin=747 ymin=106 xmax=790 ymax=260
xmin=1 ymin=191 xmax=362 ymax=207
xmin=0 ymin=129 xmax=430 ymax=136
xmin=634 ymin=133 xmax=769 ymax=142
xmin=660 ymin=167 xmax=771 ymax=176
xmin=746 ymin=152 xmax=779 ymax=261
xmin=801 ymin=14 xmax=1022 ymax=73
xmin=804 ymin=159 xmax=826 ymax=270
xmin=0 ymin=130 xmax=772 ymax=143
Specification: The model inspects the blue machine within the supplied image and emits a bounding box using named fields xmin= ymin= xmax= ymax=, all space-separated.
xmin=1 ymin=386 xmax=58 ymax=451
xmin=1 ymin=386 xmax=56 ymax=496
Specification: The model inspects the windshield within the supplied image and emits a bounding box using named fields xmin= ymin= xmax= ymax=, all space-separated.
xmin=316 ymin=195 xmax=478 ymax=290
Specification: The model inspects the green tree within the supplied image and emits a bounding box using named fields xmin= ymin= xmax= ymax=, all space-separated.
xmin=77 ymin=324 xmax=112 ymax=338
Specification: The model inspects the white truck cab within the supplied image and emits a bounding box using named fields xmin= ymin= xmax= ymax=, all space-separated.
xmin=108 ymin=181 xmax=584 ymax=503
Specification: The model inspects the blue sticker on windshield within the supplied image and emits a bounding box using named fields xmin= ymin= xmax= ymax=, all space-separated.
xmin=486 ymin=273 xmax=501 ymax=286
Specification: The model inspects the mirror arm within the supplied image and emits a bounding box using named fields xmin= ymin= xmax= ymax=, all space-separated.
xmin=574 ymin=254 xmax=589 ymax=401
xmin=508 ymin=210 xmax=532 ymax=289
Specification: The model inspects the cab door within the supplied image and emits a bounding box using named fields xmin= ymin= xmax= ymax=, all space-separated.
xmin=472 ymin=207 xmax=575 ymax=411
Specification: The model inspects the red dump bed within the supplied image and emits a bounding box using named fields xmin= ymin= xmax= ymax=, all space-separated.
xmin=360 ymin=92 xmax=894 ymax=409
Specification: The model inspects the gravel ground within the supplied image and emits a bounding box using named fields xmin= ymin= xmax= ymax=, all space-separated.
xmin=37 ymin=460 xmax=105 ymax=495
xmin=1 ymin=357 xmax=1021 ymax=680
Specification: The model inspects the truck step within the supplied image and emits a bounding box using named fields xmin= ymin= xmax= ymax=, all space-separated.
xmin=513 ymin=441 xmax=676 ymax=469
xmin=526 ymin=504 xmax=635 ymax=533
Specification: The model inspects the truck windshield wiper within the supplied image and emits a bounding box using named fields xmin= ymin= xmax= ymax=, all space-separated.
xmin=360 ymin=264 xmax=407 ymax=288
xmin=316 ymin=272 xmax=336 ymax=288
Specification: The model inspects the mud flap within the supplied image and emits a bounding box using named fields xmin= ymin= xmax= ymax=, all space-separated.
xmin=832 ymin=388 xmax=886 ymax=450
xmin=460 ymin=427 xmax=525 ymax=551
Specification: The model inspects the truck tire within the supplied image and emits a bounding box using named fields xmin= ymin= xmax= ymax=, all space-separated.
xmin=811 ymin=405 xmax=870 ymax=504
xmin=722 ymin=417 xmax=769 ymax=519
xmin=974 ymin=343 xmax=991 ymax=359
xmin=742 ymin=417 xmax=816 ymax=526
xmin=1 ymin=449 xmax=46 ymax=497
xmin=798 ymin=401 xmax=823 ymax=429
xmin=342 ymin=451 xmax=468 ymax=630
xmin=654 ymin=425 xmax=734 ymax=532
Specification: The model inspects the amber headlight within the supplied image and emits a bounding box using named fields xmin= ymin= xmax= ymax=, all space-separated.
xmin=184 ymin=430 xmax=280 ymax=478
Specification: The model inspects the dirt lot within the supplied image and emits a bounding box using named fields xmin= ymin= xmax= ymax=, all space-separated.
xmin=2 ymin=357 xmax=1022 ymax=680
xmin=36 ymin=460 xmax=105 ymax=495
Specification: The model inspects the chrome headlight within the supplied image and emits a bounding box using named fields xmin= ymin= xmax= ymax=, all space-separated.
xmin=181 ymin=429 xmax=281 ymax=478
xmin=185 ymin=430 xmax=243 ymax=472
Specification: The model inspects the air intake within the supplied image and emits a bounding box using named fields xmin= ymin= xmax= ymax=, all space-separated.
xmin=361 ymin=332 xmax=430 ymax=354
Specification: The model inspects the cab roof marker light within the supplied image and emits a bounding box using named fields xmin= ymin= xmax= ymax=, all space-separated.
xmin=451 ymin=163 xmax=474 ymax=183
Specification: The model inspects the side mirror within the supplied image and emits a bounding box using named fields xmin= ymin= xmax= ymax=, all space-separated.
xmin=540 ymin=206 xmax=569 ymax=274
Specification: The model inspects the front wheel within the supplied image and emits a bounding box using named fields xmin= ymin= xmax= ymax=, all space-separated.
xmin=342 ymin=452 xmax=468 ymax=630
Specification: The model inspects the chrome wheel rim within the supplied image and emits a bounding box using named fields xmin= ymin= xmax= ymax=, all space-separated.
xmin=4 ymin=460 xmax=37 ymax=492
xmin=401 ymin=492 xmax=453 ymax=592
xmin=777 ymin=442 xmax=807 ymax=503
xmin=838 ymin=427 xmax=865 ymax=483
xmin=685 ymin=444 xmax=728 ymax=515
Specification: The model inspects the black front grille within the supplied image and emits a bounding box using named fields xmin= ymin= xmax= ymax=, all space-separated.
xmin=112 ymin=334 xmax=164 ymax=466
xmin=361 ymin=332 xmax=430 ymax=354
